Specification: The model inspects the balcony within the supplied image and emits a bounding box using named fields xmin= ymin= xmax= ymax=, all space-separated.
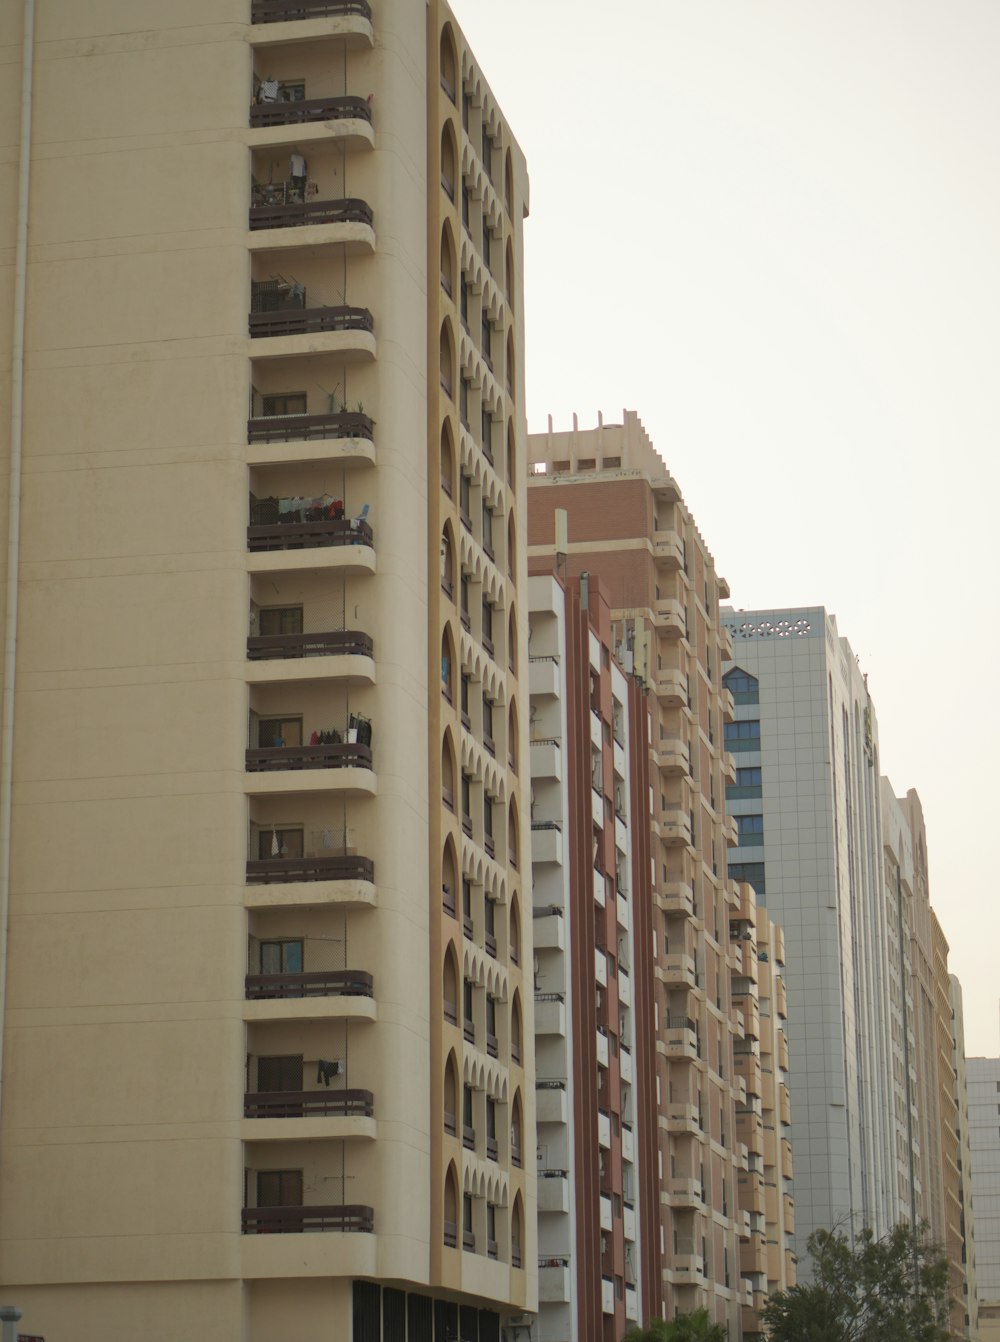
xmin=653 ymin=528 xmax=684 ymax=570
xmin=720 ymin=687 xmax=736 ymax=722
xmin=242 ymin=1204 xmax=373 ymax=1234
xmin=653 ymin=737 xmax=689 ymax=775
xmin=248 ymin=95 xmax=374 ymax=152
xmin=245 ymin=852 xmax=374 ymax=900
xmin=251 ymin=0 xmax=373 ymax=25
xmin=658 ymin=880 xmax=694 ymax=918
xmin=247 ymin=409 xmax=374 ymax=462
xmin=657 ymin=809 xmax=692 ymax=848
xmin=536 ymin=1081 xmax=567 ymax=1125
xmin=244 ymin=1088 xmax=374 ymax=1118
xmin=534 ymin=998 xmax=566 ymax=1036
xmin=653 ymin=597 xmax=686 ymax=637
xmin=246 ymin=629 xmax=375 ymax=686
xmin=246 ymin=969 xmax=373 ymax=999
xmin=538 ymin=1169 xmax=570 ymax=1214
xmin=530 ymin=737 xmax=562 ymax=781
xmin=528 ymin=655 xmax=560 ymax=698
xmin=667 ymin=1177 xmax=703 ymax=1208
xmin=249 ymin=196 xmax=375 ymax=253
xmin=245 ymin=741 xmax=374 ymax=798
xmin=662 ymin=1015 xmax=698 ymax=1062
xmin=663 ymin=1100 xmax=700 ymax=1136
xmin=659 ymin=952 xmax=696 ymax=990
xmin=533 ymin=908 xmax=565 ymax=952
xmin=249 ymin=303 xmax=376 ymax=362
xmin=653 ymin=669 xmax=687 ymax=706
xmin=539 ymin=1260 xmax=571 ymax=1304
xmin=531 ymin=821 xmax=563 ymax=867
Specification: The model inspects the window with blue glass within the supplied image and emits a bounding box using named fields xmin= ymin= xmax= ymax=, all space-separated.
xmin=736 ymin=814 xmax=764 ymax=846
xmin=729 ymin=861 xmax=765 ymax=896
xmin=723 ymin=666 xmax=759 ymax=705
xmin=726 ymin=766 xmax=762 ymax=801
xmin=723 ymin=719 xmax=760 ymax=752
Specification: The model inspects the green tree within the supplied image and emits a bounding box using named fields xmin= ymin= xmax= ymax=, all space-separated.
xmin=763 ymin=1222 xmax=951 ymax=1342
xmin=624 ymin=1308 xmax=728 ymax=1342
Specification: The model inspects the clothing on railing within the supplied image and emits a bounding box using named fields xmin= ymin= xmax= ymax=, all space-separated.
xmin=316 ymin=1058 xmax=343 ymax=1086
xmin=250 ymin=493 xmax=344 ymax=525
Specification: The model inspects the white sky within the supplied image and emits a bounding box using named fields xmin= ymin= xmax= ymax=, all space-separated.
xmin=453 ymin=0 xmax=1000 ymax=1056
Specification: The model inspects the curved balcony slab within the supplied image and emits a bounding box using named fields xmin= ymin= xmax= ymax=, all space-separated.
xmin=241 ymin=1115 xmax=376 ymax=1142
xmin=245 ymin=876 xmax=375 ymax=910
xmin=245 ymin=653 xmax=375 ymax=686
xmin=249 ymin=219 xmax=375 ymax=255
xmin=248 ymin=327 xmax=376 ymax=362
xmin=243 ymin=995 xmax=377 ymax=1024
xmin=246 ymin=545 xmax=375 ymax=577
xmin=247 ymin=437 xmax=374 ymax=470
xmin=247 ymin=117 xmax=374 ymax=155
xmin=244 ymin=766 xmax=376 ymax=798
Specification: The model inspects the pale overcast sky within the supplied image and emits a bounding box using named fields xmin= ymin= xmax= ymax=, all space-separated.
xmin=453 ymin=1 xmax=1000 ymax=1056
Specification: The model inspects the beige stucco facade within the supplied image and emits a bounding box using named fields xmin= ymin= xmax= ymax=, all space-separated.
xmin=0 ymin=2 xmax=534 ymax=1337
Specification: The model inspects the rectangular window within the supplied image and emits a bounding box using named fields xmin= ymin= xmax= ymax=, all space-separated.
xmin=257 ymin=1169 xmax=302 ymax=1207
xmin=258 ymin=716 xmax=302 ymax=748
xmin=257 ymin=827 xmax=303 ymax=860
xmin=260 ymin=940 xmax=303 ymax=974
xmin=736 ymin=814 xmax=764 ymax=847
xmin=728 ymin=861 xmax=765 ymax=896
xmin=261 ymin=391 xmax=307 ymax=418
xmin=258 ymin=605 xmax=303 ymax=637
xmin=256 ymin=1055 xmax=302 ymax=1092
xmin=723 ymin=719 xmax=761 ymax=752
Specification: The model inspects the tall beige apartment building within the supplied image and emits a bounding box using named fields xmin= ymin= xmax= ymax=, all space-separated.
xmin=951 ymin=977 xmax=979 ymax=1340
xmin=0 ymin=3 xmax=535 ymax=1339
xmin=527 ymin=410 xmax=793 ymax=1332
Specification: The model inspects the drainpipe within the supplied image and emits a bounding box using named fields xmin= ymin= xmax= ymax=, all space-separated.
xmin=0 ymin=0 xmax=36 ymax=1118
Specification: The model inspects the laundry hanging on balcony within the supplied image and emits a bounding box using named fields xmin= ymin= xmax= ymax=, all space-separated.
xmin=249 ymin=493 xmax=344 ymax=525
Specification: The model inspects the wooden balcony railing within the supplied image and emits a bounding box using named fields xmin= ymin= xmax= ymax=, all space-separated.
xmin=244 ymin=1088 xmax=373 ymax=1118
xmin=249 ymin=197 xmax=373 ymax=231
xmin=443 ymin=1220 xmax=458 ymax=1248
xmin=486 ymin=1032 xmax=498 ymax=1059
xmin=245 ymin=854 xmax=373 ymax=885
xmin=247 ymin=410 xmax=373 ymax=444
xmin=486 ymin=1136 xmax=498 ymax=1161
xmin=245 ymin=968 xmax=373 ymax=999
xmin=463 ymin=1125 xmax=475 ymax=1151
xmin=463 ymin=1230 xmax=475 ymax=1251
xmin=252 ymin=0 xmax=372 ymax=21
xmin=444 ymin=1110 xmax=457 ymax=1137
xmin=242 ymin=1204 xmax=373 ymax=1234
xmin=247 ymin=629 xmax=373 ymax=661
xmin=512 ymin=1243 xmax=522 ymax=1268
xmin=247 ymin=517 xmax=373 ymax=553
xmin=249 ymin=304 xmax=374 ymax=339
xmin=249 ymin=96 xmax=373 ymax=130
xmin=245 ymin=741 xmax=372 ymax=772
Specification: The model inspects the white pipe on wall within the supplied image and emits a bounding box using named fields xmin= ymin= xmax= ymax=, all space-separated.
xmin=0 ymin=0 xmax=36 ymax=1118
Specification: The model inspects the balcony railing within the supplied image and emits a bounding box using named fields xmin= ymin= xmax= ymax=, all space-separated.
xmin=247 ymin=410 xmax=374 ymax=444
xmin=245 ymin=968 xmax=374 ymax=999
xmin=249 ymin=305 xmax=374 ymax=339
xmin=249 ymin=96 xmax=373 ymax=129
xmin=245 ymin=853 xmax=373 ymax=884
xmin=252 ymin=0 xmax=372 ymax=20
xmin=245 ymin=742 xmax=373 ymax=772
xmin=444 ymin=1219 xmax=458 ymax=1248
xmin=242 ymin=1204 xmax=373 ymax=1233
xmin=247 ymin=629 xmax=373 ymax=661
xmin=248 ymin=517 xmax=374 ymax=553
xmin=250 ymin=196 xmax=373 ymax=231
xmin=244 ymin=1088 xmax=374 ymax=1117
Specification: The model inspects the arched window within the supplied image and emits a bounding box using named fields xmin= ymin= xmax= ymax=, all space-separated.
xmin=510 ymin=990 xmax=522 ymax=1065
xmin=441 ymin=421 xmax=455 ymax=497
xmin=510 ymin=1093 xmax=523 ymax=1170
xmin=443 ymin=944 xmax=459 ymax=1026
xmin=442 ymin=731 xmax=457 ymax=813
xmin=507 ymin=606 xmax=517 ymax=672
xmin=505 ymin=330 xmax=515 ymax=397
xmin=507 ymin=699 xmax=518 ymax=773
xmin=506 ymin=511 xmax=516 ymax=583
xmin=441 ymin=123 xmax=457 ymax=201
xmin=504 ymin=149 xmax=514 ymax=216
xmin=506 ymin=420 xmax=515 ymax=489
xmin=507 ymin=801 xmax=519 ymax=870
xmin=509 ymin=893 xmax=521 ymax=967
xmin=444 ymin=1160 xmax=459 ymax=1247
xmin=505 ymin=238 xmax=514 ymax=307
xmin=442 ymin=834 xmax=458 ymax=918
xmin=440 ymin=321 xmax=455 ymax=398
xmin=440 ymin=25 xmax=458 ymax=103
xmin=441 ymin=222 xmax=456 ymax=298
xmin=444 ymin=1052 xmax=459 ymax=1137
xmin=441 ymin=625 xmax=456 ymax=702
xmin=511 ymin=1191 xmax=523 ymax=1267
xmin=441 ymin=522 xmax=455 ymax=596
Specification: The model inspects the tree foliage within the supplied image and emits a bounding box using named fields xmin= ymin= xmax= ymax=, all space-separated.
xmin=762 ymin=1222 xmax=951 ymax=1342
xmin=624 ymin=1308 xmax=727 ymax=1342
